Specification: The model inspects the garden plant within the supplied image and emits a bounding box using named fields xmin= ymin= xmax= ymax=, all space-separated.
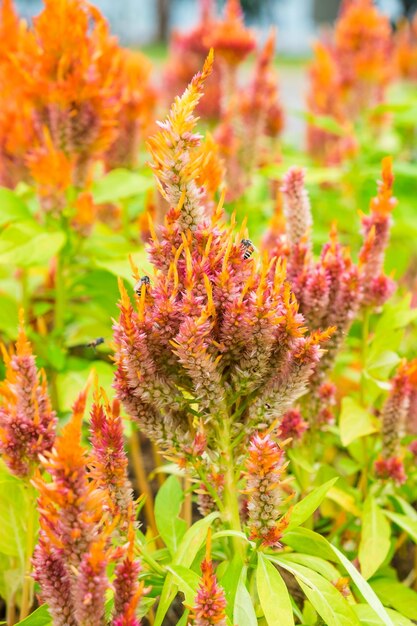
xmin=1 ymin=0 xmax=417 ymax=625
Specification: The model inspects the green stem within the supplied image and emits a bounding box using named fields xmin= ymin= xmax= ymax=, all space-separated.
xmin=218 ymin=422 xmax=245 ymax=560
xmin=54 ymin=251 xmax=66 ymax=344
xmin=359 ymin=307 xmax=371 ymax=499
xmin=19 ymin=483 xmax=37 ymax=620
xmin=20 ymin=268 xmax=29 ymax=321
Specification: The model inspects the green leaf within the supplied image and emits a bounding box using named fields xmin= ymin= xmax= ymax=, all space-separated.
xmin=278 ymin=553 xmax=340 ymax=581
xmin=153 ymin=512 xmax=219 ymax=626
xmin=256 ymin=553 xmax=294 ymax=626
xmin=233 ymin=570 xmax=257 ymax=626
xmin=166 ymin=565 xmax=200 ymax=606
xmin=384 ymin=511 xmax=417 ymax=543
xmin=353 ymin=604 xmax=414 ymax=626
xmin=358 ymin=496 xmax=391 ymax=580
xmin=0 ymin=475 xmax=32 ymax=562
xmin=287 ymin=478 xmax=338 ymax=530
xmin=219 ymin=553 xmax=244 ymax=621
xmin=15 ymin=604 xmax=51 ymax=625
xmin=328 ymin=544 xmax=394 ymax=626
xmin=390 ymin=495 xmax=417 ymax=521
xmin=92 ymin=169 xmax=153 ymax=203
xmin=366 ymin=350 xmax=401 ymax=380
xmin=282 ymin=527 xmax=336 ymax=562
xmin=269 ymin=557 xmax=360 ymax=626
xmin=0 ymin=188 xmax=31 ymax=225
xmin=0 ymin=222 xmax=65 ymax=267
xmin=154 ymin=476 xmax=187 ymax=556
xmin=370 ymin=578 xmax=417 ymax=620
xmin=339 ymin=397 xmax=378 ymax=446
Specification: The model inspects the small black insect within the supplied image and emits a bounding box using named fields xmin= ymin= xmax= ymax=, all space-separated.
xmin=241 ymin=239 xmax=255 ymax=260
xmin=134 ymin=275 xmax=151 ymax=296
xmin=86 ymin=337 xmax=105 ymax=349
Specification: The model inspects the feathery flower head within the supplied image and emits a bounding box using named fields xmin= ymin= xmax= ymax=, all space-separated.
xmin=374 ymin=359 xmax=417 ymax=484
xmin=105 ymin=48 xmax=156 ymax=170
xmin=33 ymin=385 xmax=145 ymax=625
xmin=281 ymin=166 xmax=312 ymax=247
xmin=33 ymin=388 xmax=103 ymax=567
xmin=190 ymin=530 xmax=227 ymax=626
xmin=32 ymin=535 xmax=77 ymax=626
xmin=115 ymin=56 xmax=330 ymax=464
xmin=73 ymin=537 xmax=108 ymax=626
xmin=335 ymin=0 xmax=393 ymax=90
xmin=89 ymin=386 xmax=134 ymax=531
xmin=359 ymin=156 xmax=397 ymax=307
xmin=209 ymin=0 xmax=256 ymax=66
xmin=164 ymin=0 xmax=221 ymax=119
xmin=245 ymin=432 xmax=290 ymax=548
xmin=147 ymin=50 xmax=214 ymax=231
xmin=0 ymin=312 xmax=56 ymax=477
xmin=395 ymin=15 xmax=417 ymax=81
xmin=26 ymin=128 xmax=74 ymax=214
xmin=279 ymin=409 xmax=308 ymax=442
xmin=112 ymin=518 xmax=144 ymax=626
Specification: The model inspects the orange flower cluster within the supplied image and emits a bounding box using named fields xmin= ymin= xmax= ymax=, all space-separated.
xmin=190 ymin=531 xmax=227 ymax=626
xmin=395 ymin=15 xmax=417 ymax=81
xmin=33 ymin=388 xmax=144 ymax=625
xmin=307 ymin=0 xmax=394 ymax=164
xmin=163 ymin=0 xmax=283 ymax=199
xmin=0 ymin=314 xmax=56 ymax=477
xmin=0 ymin=0 xmax=155 ymax=212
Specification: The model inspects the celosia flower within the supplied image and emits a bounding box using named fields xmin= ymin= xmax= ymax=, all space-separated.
xmin=71 ymin=191 xmax=97 ymax=236
xmin=245 ymin=432 xmax=290 ymax=548
xmin=306 ymin=0 xmax=393 ymax=164
xmin=279 ymin=409 xmax=308 ymax=442
xmin=105 ymin=48 xmax=156 ymax=170
xmin=73 ymin=538 xmax=108 ymax=626
xmin=208 ymin=0 xmax=256 ymax=67
xmin=196 ymin=470 xmax=224 ymax=516
xmin=163 ymin=0 xmax=222 ymax=119
xmin=33 ymin=390 xmax=102 ymax=569
xmin=32 ymin=536 xmax=77 ymax=626
xmin=359 ymin=156 xmax=397 ymax=307
xmin=306 ymin=42 xmax=357 ymax=165
xmin=0 ymin=313 xmax=56 ymax=477
xmin=33 ymin=387 xmax=145 ymax=625
xmin=26 ymin=128 xmax=74 ymax=214
xmin=190 ymin=530 xmax=227 ymax=626
xmin=114 ymin=55 xmax=329 ymax=478
xmin=112 ymin=519 xmax=144 ymax=626
xmin=262 ymin=159 xmax=395 ymax=426
xmin=374 ymin=360 xmax=417 ymax=485
xmin=335 ymin=0 xmax=393 ymax=104
xmin=147 ymin=50 xmax=214 ymax=231
xmin=89 ymin=387 xmax=135 ymax=531
xmin=395 ymin=15 xmax=417 ymax=81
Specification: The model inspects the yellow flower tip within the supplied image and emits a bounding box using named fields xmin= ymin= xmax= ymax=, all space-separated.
xmin=381 ymin=155 xmax=394 ymax=189
xmin=203 ymin=48 xmax=214 ymax=79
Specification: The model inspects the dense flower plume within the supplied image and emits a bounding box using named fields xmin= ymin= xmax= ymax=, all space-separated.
xmin=0 ymin=314 xmax=56 ymax=477
xmin=32 ymin=388 xmax=144 ymax=625
xmin=245 ymin=432 xmax=290 ymax=547
xmin=263 ymin=159 xmax=396 ymax=424
xmin=0 ymin=0 xmax=155 ymax=201
xmin=375 ymin=359 xmax=417 ymax=484
xmin=306 ymin=0 xmax=393 ymax=164
xmin=114 ymin=53 xmax=330 ymax=465
xmin=395 ymin=14 xmax=417 ymax=81
xmin=163 ymin=0 xmax=282 ymax=200
xmin=89 ymin=387 xmax=135 ymax=532
xmin=190 ymin=530 xmax=227 ymax=626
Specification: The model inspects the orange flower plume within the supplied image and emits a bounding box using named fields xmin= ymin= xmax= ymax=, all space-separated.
xmin=0 ymin=312 xmax=56 ymax=477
